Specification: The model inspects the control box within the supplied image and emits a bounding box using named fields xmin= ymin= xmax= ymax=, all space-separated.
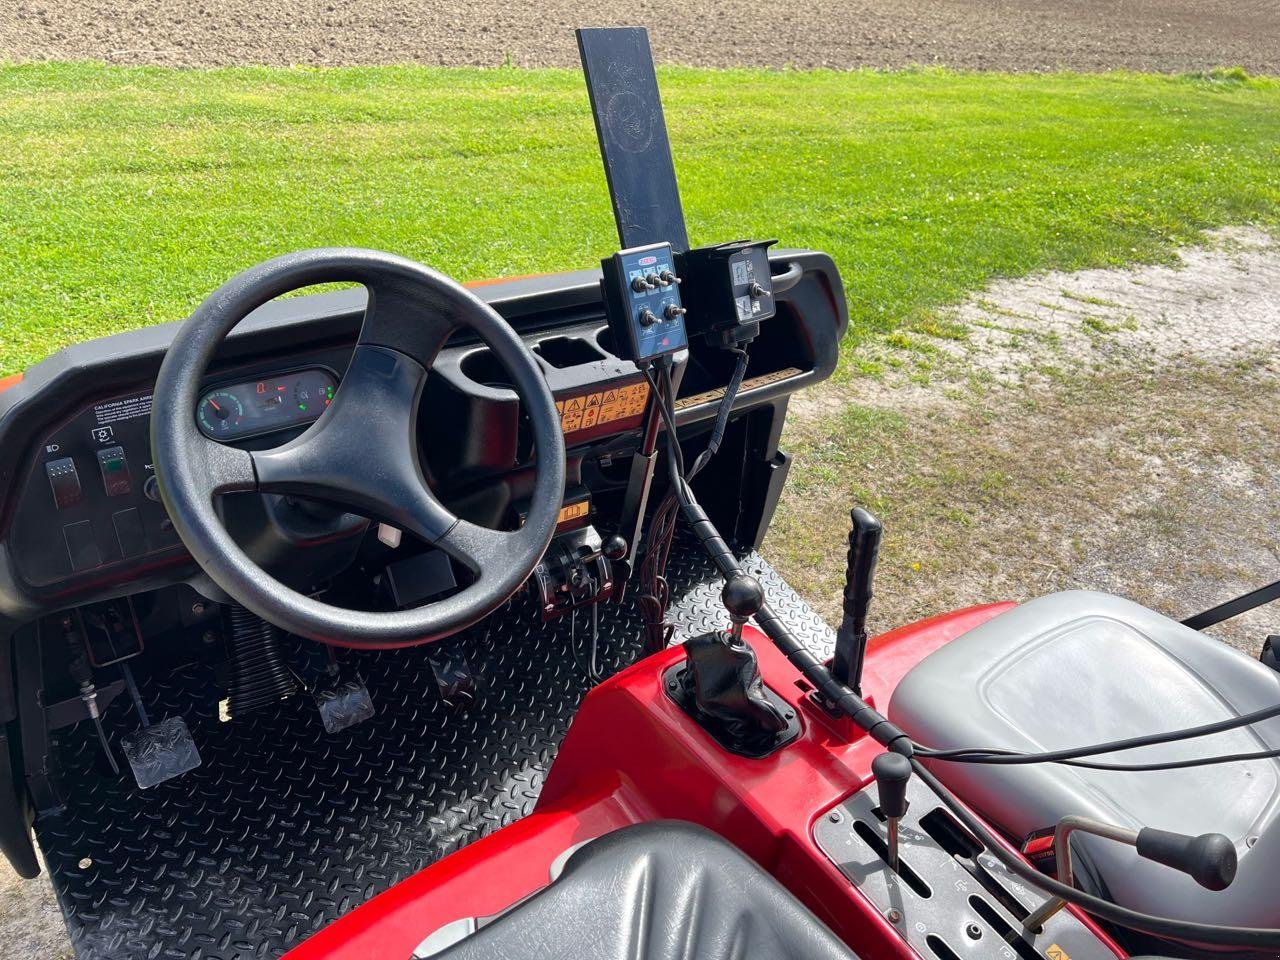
xmin=601 ymin=242 xmax=688 ymax=364
xmin=678 ymin=239 xmax=777 ymax=345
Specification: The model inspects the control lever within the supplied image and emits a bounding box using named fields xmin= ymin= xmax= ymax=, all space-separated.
xmin=872 ymin=751 xmax=911 ymax=872
xmin=833 ymin=507 xmax=882 ymax=694
xmin=1023 ymin=816 xmax=1237 ymax=934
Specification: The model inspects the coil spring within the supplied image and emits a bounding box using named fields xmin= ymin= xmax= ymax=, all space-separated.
xmin=224 ymin=604 xmax=296 ymax=717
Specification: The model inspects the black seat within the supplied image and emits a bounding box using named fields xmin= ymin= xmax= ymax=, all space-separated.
xmin=889 ymin=591 xmax=1280 ymax=934
xmin=432 ymin=820 xmax=860 ymax=960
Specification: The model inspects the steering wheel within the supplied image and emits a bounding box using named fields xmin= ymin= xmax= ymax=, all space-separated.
xmin=151 ymin=248 xmax=566 ymax=648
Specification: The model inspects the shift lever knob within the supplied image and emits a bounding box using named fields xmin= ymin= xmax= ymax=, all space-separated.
xmin=872 ymin=751 xmax=912 ymax=872
xmin=873 ymin=751 xmax=911 ymax=819
xmin=722 ymin=575 xmax=764 ymax=644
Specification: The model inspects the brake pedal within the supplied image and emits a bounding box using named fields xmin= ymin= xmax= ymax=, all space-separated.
xmin=122 ymin=716 xmax=202 ymax=789
xmin=119 ymin=662 xmax=202 ymax=789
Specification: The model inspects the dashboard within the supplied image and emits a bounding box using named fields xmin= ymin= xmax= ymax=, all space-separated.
xmin=0 ymin=252 xmax=847 ymax=619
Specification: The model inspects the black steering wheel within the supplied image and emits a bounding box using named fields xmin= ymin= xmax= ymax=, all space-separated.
xmin=151 ymin=248 xmax=566 ymax=648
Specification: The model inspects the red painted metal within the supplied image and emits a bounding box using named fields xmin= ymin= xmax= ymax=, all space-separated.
xmin=286 ymin=602 xmax=1126 ymax=960
xmin=0 ymin=372 xmax=22 ymax=394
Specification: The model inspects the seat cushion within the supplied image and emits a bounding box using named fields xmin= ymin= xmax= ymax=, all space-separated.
xmin=888 ymin=591 xmax=1280 ymax=927
xmin=433 ymin=820 xmax=860 ymax=960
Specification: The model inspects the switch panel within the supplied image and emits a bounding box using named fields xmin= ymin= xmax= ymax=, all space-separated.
xmin=601 ymin=241 xmax=688 ymax=363
xmin=677 ymin=239 xmax=777 ymax=345
xmin=96 ymin=445 xmax=132 ymax=496
xmin=45 ymin=457 xmax=84 ymax=509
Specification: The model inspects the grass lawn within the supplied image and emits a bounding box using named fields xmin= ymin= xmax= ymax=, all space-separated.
xmin=1 ymin=63 xmax=1278 ymax=377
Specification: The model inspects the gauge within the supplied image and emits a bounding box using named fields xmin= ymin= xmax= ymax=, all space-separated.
xmin=197 ymin=390 xmax=246 ymax=437
xmin=196 ymin=367 xmax=339 ymax=441
xmin=293 ymin=373 xmax=336 ymax=415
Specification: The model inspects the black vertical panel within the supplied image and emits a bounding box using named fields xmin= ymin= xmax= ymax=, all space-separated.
xmin=577 ymin=27 xmax=690 ymax=252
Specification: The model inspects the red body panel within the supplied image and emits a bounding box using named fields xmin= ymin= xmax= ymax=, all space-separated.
xmin=287 ymin=602 xmax=1125 ymax=960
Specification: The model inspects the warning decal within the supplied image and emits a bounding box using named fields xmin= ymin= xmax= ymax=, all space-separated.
xmin=555 ymin=381 xmax=649 ymax=434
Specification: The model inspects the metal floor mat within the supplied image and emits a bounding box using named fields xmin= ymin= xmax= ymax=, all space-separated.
xmin=36 ymin=542 xmax=834 ymax=960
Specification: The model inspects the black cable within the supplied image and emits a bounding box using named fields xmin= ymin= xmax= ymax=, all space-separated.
xmin=911 ymin=758 xmax=1280 ymax=948
xmin=1056 ymin=745 xmax=1280 ymax=772
xmin=687 ymin=347 xmax=749 ymax=481
xmin=916 ymin=700 xmax=1280 ymax=765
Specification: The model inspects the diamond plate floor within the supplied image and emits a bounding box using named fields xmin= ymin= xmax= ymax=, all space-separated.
xmin=36 ymin=541 xmax=834 ymax=960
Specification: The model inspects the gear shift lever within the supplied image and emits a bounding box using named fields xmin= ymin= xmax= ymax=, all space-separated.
xmin=872 ymin=751 xmax=912 ymax=872
xmin=678 ymin=573 xmax=790 ymax=754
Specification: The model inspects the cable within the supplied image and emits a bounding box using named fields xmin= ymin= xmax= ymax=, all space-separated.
xmin=1055 ymin=745 xmax=1280 ymax=772
xmin=916 ymin=701 xmax=1280 ymax=765
xmin=687 ymin=347 xmax=749 ymax=481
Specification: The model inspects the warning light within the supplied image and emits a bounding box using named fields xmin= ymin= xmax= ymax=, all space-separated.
xmin=256 ymin=382 xmax=266 ymax=394
xmin=298 ymin=403 xmax=308 ymax=412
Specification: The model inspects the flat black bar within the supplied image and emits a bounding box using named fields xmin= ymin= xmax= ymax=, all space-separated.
xmin=576 ymin=27 xmax=690 ymax=253
xmin=1183 ymin=578 xmax=1280 ymax=631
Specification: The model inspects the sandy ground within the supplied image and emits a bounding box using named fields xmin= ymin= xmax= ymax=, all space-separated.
xmin=776 ymin=226 xmax=1280 ymax=656
xmin=3 ymin=0 xmax=1278 ymax=72
xmin=5 ymin=226 xmax=1277 ymax=960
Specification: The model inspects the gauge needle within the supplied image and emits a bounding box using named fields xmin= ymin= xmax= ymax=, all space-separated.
xmin=208 ymin=399 xmax=221 ymax=411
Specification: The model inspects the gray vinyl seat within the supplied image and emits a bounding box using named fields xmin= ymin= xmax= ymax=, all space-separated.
xmin=889 ymin=591 xmax=1280 ymax=932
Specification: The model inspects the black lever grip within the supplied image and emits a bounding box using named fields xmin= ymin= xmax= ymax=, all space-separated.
xmin=872 ymin=751 xmax=912 ymax=820
xmin=842 ymin=507 xmax=883 ymax=623
xmin=1136 ymin=827 xmax=1237 ymax=891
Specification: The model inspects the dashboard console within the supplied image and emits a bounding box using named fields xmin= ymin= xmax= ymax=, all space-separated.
xmin=0 ymin=251 xmax=846 ymax=619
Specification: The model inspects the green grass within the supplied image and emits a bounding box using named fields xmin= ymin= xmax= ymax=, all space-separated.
xmin=1 ymin=62 xmax=1278 ymax=376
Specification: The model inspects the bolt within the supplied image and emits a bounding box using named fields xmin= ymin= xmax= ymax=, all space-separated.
xmin=966 ymin=923 xmax=982 ymax=940
xmin=828 ymin=810 xmax=842 ymax=823
xmin=886 ymin=909 xmax=902 ymax=924
xmin=192 ymin=601 xmax=205 ymax=616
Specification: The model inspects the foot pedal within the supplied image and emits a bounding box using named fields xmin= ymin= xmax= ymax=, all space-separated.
xmin=430 ymin=652 xmax=476 ymax=707
xmin=314 ymin=677 xmax=375 ymax=734
xmin=121 ymin=716 xmax=202 ymax=789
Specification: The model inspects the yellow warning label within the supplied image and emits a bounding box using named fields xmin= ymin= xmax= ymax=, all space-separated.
xmin=1045 ymin=945 xmax=1070 ymax=960
xmin=555 ymin=381 xmax=649 ymax=435
xmin=556 ymin=500 xmax=590 ymax=525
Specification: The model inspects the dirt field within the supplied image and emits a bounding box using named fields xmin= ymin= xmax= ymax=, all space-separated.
xmin=3 ymin=0 xmax=1278 ymax=72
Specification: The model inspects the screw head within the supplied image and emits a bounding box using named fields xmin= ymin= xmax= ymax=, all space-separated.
xmin=828 ymin=810 xmax=842 ymax=823
xmin=887 ymin=908 xmax=902 ymax=924
xmin=966 ymin=922 xmax=982 ymax=940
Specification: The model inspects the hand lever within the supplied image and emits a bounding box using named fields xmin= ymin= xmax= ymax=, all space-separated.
xmin=1024 ymin=817 xmax=1237 ymax=934
xmin=833 ymin=507 xmax=882 ymax=693
xmin=872 ymin=751 xmax=911 ymax=872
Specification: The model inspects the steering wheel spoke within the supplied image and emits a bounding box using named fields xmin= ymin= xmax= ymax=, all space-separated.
xmin=200 ymin=439 xmax=258 ymax=498
xmin=437 ymin=519 xmax=519 ymax=576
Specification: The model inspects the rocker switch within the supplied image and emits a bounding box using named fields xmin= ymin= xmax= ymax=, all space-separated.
xmin=45 ymin=457 xmax=83 ymax=509
xmin=96 ymin=445 xmax=132 ymax=497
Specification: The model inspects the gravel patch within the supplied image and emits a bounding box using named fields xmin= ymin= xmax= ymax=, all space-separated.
xmin=782 ymin=226 xmax=1280 ymax=656
xmin=2 ymin=0 xmax=1278 ymax=73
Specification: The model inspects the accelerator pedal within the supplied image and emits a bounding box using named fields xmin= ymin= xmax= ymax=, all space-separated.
xmin=314 ymin=676 xmax=375 ymax=734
